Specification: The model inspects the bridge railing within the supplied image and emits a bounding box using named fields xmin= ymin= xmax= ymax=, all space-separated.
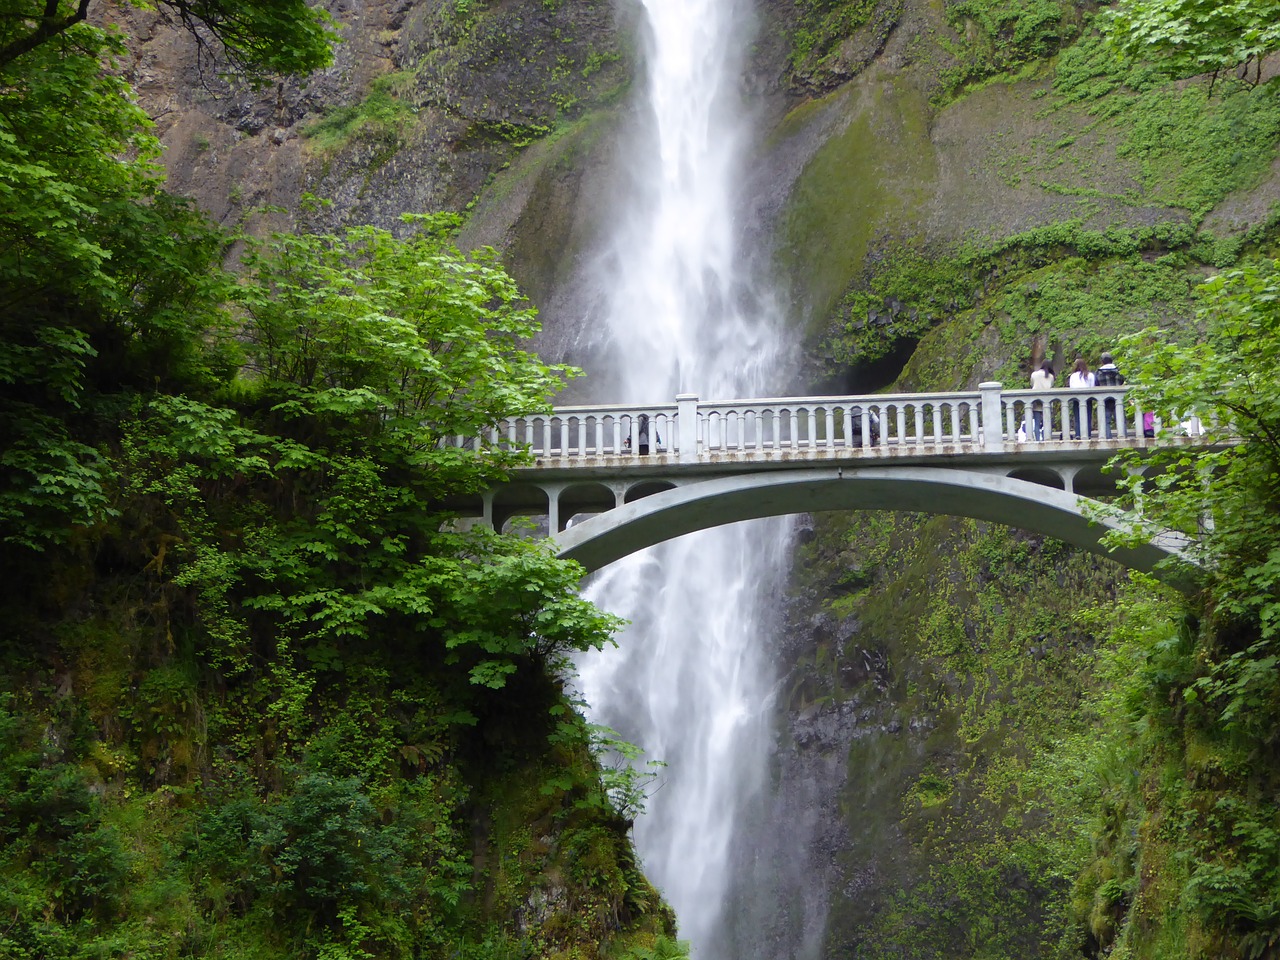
xmin=999 ymin=385 xmax=1150 ymax=442
xmin=471 ymin=403 xmax=679 ymax=458
xmin=695 ymin=392 xmax=984 ymax=452
xmin=454 ymin=385 xmax=1169 ymax=463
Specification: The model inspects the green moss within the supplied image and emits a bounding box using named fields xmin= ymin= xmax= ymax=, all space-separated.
xmin=1046 ymin=33 xmax=1280 ymax=222
xmin=789 ymin=0 xmax=879 ymax=77
xmin=303 ymin=71 xmax=417 ymax=156
xmin=823 ymin=213 xmax=1280 ymax=387
xmin=939 ymin=0 xmax=1083 ymax=99
xmin=779 ymin=75 xmax=938 ymax=330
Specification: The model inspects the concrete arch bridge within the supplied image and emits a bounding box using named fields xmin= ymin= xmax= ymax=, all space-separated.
xmin=446 ymin=383 xmax=1203 ymax=590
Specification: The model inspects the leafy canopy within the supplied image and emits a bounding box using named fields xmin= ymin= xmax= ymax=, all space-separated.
xmin=0 ymin=25 xmax=234 ymax=547
xmin=233 ymin=212 xmax=576 ymax=487
xmin=1113 ymin=259 xmax=1280 ymax=635
xmin=0 ymin=0 xmax=336 ymax=78
xmin=1109 ymin=259 xmax=1280 ymax=741
xmin=118 ymin=216 xmax=608 ymax=690
xmin=1101 ymin=0 xmax=1280 ymax=83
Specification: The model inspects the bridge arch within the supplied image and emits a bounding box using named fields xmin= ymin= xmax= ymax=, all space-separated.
xmin=551 ymin=466 xmax=1195 ymax=591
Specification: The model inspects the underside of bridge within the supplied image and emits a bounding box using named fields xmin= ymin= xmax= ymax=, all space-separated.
xmin=548 ymin=466 xmax=1196 ymax=592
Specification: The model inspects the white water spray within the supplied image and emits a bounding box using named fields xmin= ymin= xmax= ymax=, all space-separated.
xmin=573 ymin=0 xmax=799 ymax=954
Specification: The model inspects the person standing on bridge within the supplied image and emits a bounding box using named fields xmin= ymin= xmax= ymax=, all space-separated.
xmin=1068 ymin=357 xmax=1094 ymax=439
xmin=1094 ymin=351 xmax=1125 ymax=438
xmin=636 ymin=413 xmax=659 ymax=455
xmin=1029 ymin=360 xmax=1054 ymax=441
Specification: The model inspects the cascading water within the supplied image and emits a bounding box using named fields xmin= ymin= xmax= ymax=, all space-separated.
xmin=572 ymin=0 xmax=808 ymax=955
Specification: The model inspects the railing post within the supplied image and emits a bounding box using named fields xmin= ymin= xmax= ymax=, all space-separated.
xmin=980 ymin=381 xmax=1004 ymax=452
xmin=677 ymin=393 xmax=699 ymax=464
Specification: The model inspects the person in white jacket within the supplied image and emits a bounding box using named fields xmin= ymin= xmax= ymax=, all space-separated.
xmin=1029 ymin=360 xmax=1054 ymax=440
xmin=1068 ymin=358 xmax=1094 ymax=439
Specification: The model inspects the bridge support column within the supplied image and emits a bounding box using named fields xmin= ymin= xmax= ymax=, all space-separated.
xmin=546 ymin=486 xmax=561 ymax=535
xmin=677 ymin=393 xmax=699 ymax=464
xmin=1059 ymin=466 xmax=1080 ymax=495
xmin=980 ymin=381 xmax=1005 ymax=453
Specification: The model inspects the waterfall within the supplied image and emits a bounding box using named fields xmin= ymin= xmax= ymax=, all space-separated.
xmin=572 ymin=0 xmax=804 ymax=955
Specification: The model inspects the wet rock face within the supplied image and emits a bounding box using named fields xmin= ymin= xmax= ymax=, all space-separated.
xmin=119 ymin=0 xmax=631 ymax=232
xmin=761 ymin=545 xmax=932 ymax=951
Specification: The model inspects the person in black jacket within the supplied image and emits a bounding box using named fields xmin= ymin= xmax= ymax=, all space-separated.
xmin=1094 ymin=351 xmax=1125 ymax=438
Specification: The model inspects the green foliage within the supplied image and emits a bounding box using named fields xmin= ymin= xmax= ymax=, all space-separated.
xmin=1111 ymin=259 xmax=1280 ymax=647
xmin=156 ymin=0 xmax=337 ymax=81
xmin=0 ymin=0 xmax=336 ymax=80
xmin=1050 ymin=261 xmax=1280 ymax=959
xmin=788 ymin=0 xmax=878 ymax=79
xmin=0 ymin=26 xmax=233 ymax=548
xmin=188 ymin=773 xmax=470 ymax=930
xmin=546 ymin=712 xmax=666 ymax=822
xmin=830 ymin=240 xmax=978 ymax=365
xmin=940 ymin=0 xmax=1081 ymax=96
xmin=1101 ymin=0 xmax=1280 ymax=84
xmin=0 ymin=698 xmax=131 ymax=935
xmin=1051 ymin=33 xmax=1280 ymax=220
xmin=100 ymin=219 xmax=615 ymax=706
xmin=305 ymin=72 xmax=417 ymax=155
xmin=612 ymin=934 xmax=691 ymax=960
xmin=826 ymin=11 xmax=1280 ymax=373
xmin=0 ymin=9 xmax=660 ymax=957
xmin=826 ymin=222 xmax=1209 ymax=374
xmin=233 ymin=212 xmax=574 ymax=466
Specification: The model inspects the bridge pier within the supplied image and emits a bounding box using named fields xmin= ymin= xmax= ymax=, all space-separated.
xmin=1059 ymin=465 xmax=1080 ymax=495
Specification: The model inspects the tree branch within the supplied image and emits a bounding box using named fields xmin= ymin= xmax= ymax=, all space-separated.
xmin=0 ymin=0 xmax=92 ymax=70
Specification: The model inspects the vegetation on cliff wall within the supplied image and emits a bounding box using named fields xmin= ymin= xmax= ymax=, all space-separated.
xmin=938 ymin=0 xmax=1084 ymax=98
xmin=816 ymin=22 xmax=1280 ymax=378
xmin=779 ymin=2 xmax=1280 ymax=957
xmin=0 ymin=10 xmax=674 ymax=960
xmin=788 ymin=508 xmax=1146 ymax=957
xmin=1077 ymin=258 xmax=1280 ymax=959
